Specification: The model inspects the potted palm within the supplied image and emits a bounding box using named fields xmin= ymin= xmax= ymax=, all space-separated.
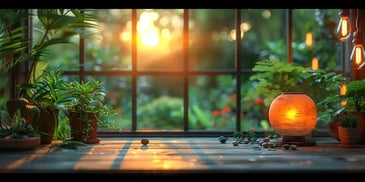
xmin=63 ymin=79 xmax=107 ymax=144
xmin=0 ymin=9 xmax=100 ymax=108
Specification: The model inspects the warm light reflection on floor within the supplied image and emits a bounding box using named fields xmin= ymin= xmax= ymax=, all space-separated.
xmin=2 ymin=137 xmax=364 ymax=172
xmin=2 ymin=145 xmax=53 ymax=170
xmin=118 ymin=139 xmax=205 ymax=170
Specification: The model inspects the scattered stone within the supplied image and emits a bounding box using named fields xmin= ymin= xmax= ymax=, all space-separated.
xmin=283 ymin=144 xmax=290 ymax=150
xmin=290 ymin=144 xmax=297 ymax=150
xmin=218 ymin=136 xmax=227 ymax=144
xmin=141 ymin=138 xmax=149 ymax=145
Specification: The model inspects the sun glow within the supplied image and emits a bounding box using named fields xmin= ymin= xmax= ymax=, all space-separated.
xmin=141 ymin=30 xmax=159 ymax=47
xmin=138 ymin=11 xmax=162 ymax=47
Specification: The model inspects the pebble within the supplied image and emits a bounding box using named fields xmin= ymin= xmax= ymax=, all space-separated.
xmin=141 ymin=138 xmax=149 ymax=145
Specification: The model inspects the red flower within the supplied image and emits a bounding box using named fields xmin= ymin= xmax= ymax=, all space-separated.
xmin=255 ymin=98 xmax=264 ymax=105
xmin=221 ymin=107 xmax=231 ymax=115
xmin=212 ymin=110 xmax=221 ymax=117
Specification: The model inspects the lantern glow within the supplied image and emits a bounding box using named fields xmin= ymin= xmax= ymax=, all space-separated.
xmin=269 ymin=92 xmax=317 ymax=146
xmin=285 ymin=109 xmax=298 ymax=120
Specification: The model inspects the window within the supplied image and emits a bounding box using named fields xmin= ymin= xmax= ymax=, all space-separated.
xmin=34 ymin=9 xmax=341 ymax=135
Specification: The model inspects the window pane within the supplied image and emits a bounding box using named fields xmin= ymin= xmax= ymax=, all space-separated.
xmin=240 ymin=9 xmax=287 ymax=70
xmin=292 ymin=9 xmax=340 ymax=71
xmin=189 ymin=9 xmax=235 ymax=70
xmin=136 ymin=9 xmax=184 ymax=71
xmin=64 ymin=76 xmax=132 ymax=131
xmin=241 ymin=75 xmax=271 ymax=132
xmin=189 ymin=75 xmax=236 ymax=131
xmin=137 ymin=75 xmax=184 ymax=130
xmin=86 ymin=9 xmax=132 ymax=71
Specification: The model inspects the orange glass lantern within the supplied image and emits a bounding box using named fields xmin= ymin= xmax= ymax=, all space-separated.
xmin=268 ymin=92 xmax=317 ymax=146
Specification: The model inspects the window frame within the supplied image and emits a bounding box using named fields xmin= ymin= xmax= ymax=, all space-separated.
xmin=18 ymin=9 xmax=341 ymax=137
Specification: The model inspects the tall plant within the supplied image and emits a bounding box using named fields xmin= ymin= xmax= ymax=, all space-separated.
xmin=0 ymin=9 xmax=100 ymax=108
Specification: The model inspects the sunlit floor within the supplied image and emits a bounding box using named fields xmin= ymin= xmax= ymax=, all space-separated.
xmin=1 ymin=137 xmax=365 ymax=177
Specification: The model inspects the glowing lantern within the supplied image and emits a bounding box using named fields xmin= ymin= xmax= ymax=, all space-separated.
xmin=268 ymin=92 xmax=317 ymax=146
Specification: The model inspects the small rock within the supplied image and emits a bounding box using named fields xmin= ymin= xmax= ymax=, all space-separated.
xmin=141 ymin=138 xmax=149 ymax=145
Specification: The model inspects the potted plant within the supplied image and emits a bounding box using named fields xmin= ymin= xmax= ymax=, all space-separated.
xmin=0 ymin=109 xmax=41 ymax=150
xmin=344 ymin=79 xmax=365 ymax=112
xmin=244 ymin=59 xmax=346 ymax=128
xmin=0 ymin=9 xmax=100 ymax=108
xmin=337 ymin=112 xmax=359 ymax=146
xmin=16 ymin=68 xmax=72 ymax=144
xmin=343 ymin=79 xmax=365 ymax=143
xmin=63 ymin=79 xmax=107 ymax=144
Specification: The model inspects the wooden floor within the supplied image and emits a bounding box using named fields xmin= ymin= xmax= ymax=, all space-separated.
xmin=1 ymin=137 xmax=365 ymax=177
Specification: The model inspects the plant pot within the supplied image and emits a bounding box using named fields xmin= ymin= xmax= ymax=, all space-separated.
xmin=35 ymin=108 xmax=59 ymax=144
xmin=69 ymin=112 xmax=100 ymax=144
xmin=329 ymin=111 xmax=365 ymax=144
xmin=0 ymin=136 xmax=41 ymax=150
xmin=338 ymin=126 xmax=358 ymax=146
xmin=354 ymin=111 xmax=365 ymax=144
xmin=6 ymin=99 xmax=37 ymax=124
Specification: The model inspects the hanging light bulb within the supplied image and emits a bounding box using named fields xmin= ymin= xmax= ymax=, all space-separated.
xmin=350 ymin=32 xmax=365 ymax=69
xmin=340 ymin=80 xmax=347 ymax=96
xmin=350 ymin=9 xmax=365 ymax=70
xmin=311 ymin=57 xmax=318 ymax=71
xmin=340 ymin=78 xmax=348 ymax=107
xmin=306 ymin=31 xmax=313 ymax=47
xmin=337 ymin=9 xmax=351 ymax=41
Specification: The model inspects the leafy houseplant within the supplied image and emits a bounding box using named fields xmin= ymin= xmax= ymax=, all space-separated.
xmin=17 ymin=68 xmax=72 ymax=144
xmin=0 ymin=9 xmax=100 ymax=108
xmin=341 ymin=79 xmax=365 ymax=144
xmin=338 ymin=112 xmax=358 ymax=128
xmin=63 ymin=79 xmax=107 ymax=144
xmin=337 ymin=112 xmax=359 ymax=146
xmin=344 ymin=79 xmax=365 ymax=112
xmin=1 ymin=9 xmax=100 ymax=145
xmin=0 ymin=110 xmax=41 ymax=150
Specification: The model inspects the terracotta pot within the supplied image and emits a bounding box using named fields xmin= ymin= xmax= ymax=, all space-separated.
xmin=354 ymin=111 xmax=365 ymax=144
xmin=0 ymin=136 xmax=40 ymax=150
xmin=69 ymin=112 xmax=100 ymax=144
xmin=36 ymin=108 xmax=59 ymax=144
xmin=6 ymin=99 xmax=35 ymax=124
xmin=338 ymin=126 xmax=358 ymax=146
xmin=329 ymin=111 xmax=365 ymax=144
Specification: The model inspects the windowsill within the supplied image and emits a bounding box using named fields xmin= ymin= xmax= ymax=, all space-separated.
xmin=1 ymin=136 xmax=364 ymax=177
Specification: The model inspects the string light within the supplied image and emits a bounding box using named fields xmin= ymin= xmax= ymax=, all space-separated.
xmin=337 ymin=9 xmax=351 ymax=41
xmin=306 ymin=31 xmax=313 ymax=47
xmin=350 ymin=9 xmax=365 ymax=70
xmin=311 ymin=57 xmax=318 ymax=71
